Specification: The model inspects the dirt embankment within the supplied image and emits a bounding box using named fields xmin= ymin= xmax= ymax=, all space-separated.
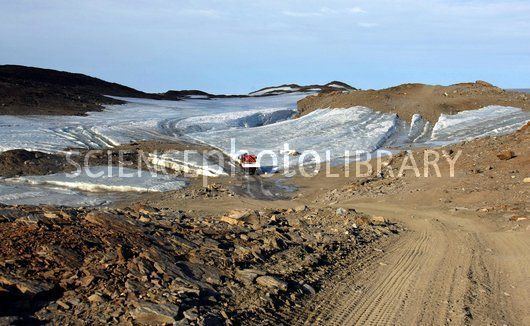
xmin=314 ymin=121 xmax=529 ymax=220
xmin=0 ymin=150 xmax=71 ymax=178
xmin=297 ymin=81 xmax=530 ymax=123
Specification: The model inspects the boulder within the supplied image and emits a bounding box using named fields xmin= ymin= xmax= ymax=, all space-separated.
xmin=371 ymin=216 xmax=387 ymax=225
xmin=130 ymin=302 xmax=180 ymax=325
xmin=133 ymin=204 xmax=159 ymax=215
xmin=219 ymin=215 xmax=243 ymax=226
xmin=87 ymin=293 xmax=104 ymax=303
xmin=235 ymin=269 xmax=266 ymax=284
xmin=509 ymin=215 xmax=528 ymax=222
xmin=117 ymin=245 xmax=133 ymax=262
xmin=219 ymin=210 xmax=251 ymax=226
xmin=294 ymin=205 xmax=307 ymax=212
xmin=302 ymin=283 xmax=316 ymax=295
xmin=497 ymin=150 xmax=515 ymax=160
xmin=183 ymin=307 xmax=198 ymax=321
xmin=255 ymin=275 xmax=288 ymax=291
xmin=84 ymin=211 xmax=114 ymax=226
xmin=78 ymin=275 xmax=95 ymax=287
xmin=227 ymin=210 xmax=250 ymax=220
xmin=0 ymin=276 xmax=54 ymax=296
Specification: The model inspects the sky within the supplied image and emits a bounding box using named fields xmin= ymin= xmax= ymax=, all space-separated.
xmin=1 ymin=0 xmax=529 ymax=93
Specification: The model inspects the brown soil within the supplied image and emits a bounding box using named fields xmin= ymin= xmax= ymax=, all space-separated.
xmin=297 ymin=81 xmax=530 ymax=123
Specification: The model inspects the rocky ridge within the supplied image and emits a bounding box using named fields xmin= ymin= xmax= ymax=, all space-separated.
xmin=297 ymin=81 xmax=530 ymax=123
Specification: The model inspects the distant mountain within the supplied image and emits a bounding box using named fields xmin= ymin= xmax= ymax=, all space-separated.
xmin=508 ymin=89 xmax=530 ymax=94
xmin=161 ymin=81 xmax=356 ymax=100
xmin=0 ymin=65 xmax=356 ymax=115
xmin=249 ymin=81 xmax=356 ymax=96
xmin=160 ymin=90 xmax=214 ymax=100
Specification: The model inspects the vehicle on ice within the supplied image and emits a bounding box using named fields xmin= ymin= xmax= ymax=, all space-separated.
xmin=237 ymin=153 xmax=259 ymax=175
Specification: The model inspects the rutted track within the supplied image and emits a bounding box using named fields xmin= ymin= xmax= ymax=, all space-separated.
xmin=282 ymin=203 xmax=529 ymax=325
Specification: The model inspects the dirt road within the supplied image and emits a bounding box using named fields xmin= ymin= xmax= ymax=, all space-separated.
xmin=285 ymin=202 xmax=529 ymax=325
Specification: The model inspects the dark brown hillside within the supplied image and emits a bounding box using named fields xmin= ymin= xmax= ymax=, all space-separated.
xmin=0 ymin=65 xmax=156 ymax=115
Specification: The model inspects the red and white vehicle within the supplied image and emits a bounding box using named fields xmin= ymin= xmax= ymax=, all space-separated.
xmin=237 ymin=153 xmax=259 ymax=175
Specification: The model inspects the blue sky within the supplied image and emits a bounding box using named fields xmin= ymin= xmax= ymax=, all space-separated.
xmin=1 ymin=0 xmax=529 ymax=93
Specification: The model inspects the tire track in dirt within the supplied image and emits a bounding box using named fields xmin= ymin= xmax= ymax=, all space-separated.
xmin=282 ymin=203 xmax=528 ymax=325
xmin=287 ymin=237 xmax=401 ymax=325
xmin=336 ymin=231 xmax=430 ymax=325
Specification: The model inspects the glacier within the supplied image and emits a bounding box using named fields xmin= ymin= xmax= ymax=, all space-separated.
xmin=0 ymin=92 xmax=528 ymax=206
xmin=189 ymin=107 xmax=400 ymax=168
xmin=186 ymin=105 xmax=529 ymax=169
xmin=0 ymin=93 xmax=304 ymax=153
xmin=430 ymin=106 xmax=530 ymax=144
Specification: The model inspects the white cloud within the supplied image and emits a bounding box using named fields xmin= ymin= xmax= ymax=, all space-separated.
xmin=282 ymin=6 xmax=366 ymax=18
xmin=320 ymin=7 xmax=365 ymax=14
xmin=357 ymin=22 xmax=378 ymax=28
xmin=179 ymin=9 xmax=220 ymax=18
xmin=348 ymin=7 xmax=366 ymax=14
xmin=282 ymin=10 xmax=322 ymax=17
xmin=319 ymin=7 xmax=338 ymax=15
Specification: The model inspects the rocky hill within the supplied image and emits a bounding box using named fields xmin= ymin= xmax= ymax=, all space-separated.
xmin=0 ymin=65 xmax=156 ymax=115
xmin=297 ymin=81 xmax=530 ymax=123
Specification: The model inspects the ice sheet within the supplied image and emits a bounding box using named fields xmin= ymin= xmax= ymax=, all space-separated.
xmin=188 ymin=105 xmax=529 ymax=169
xmin=429 ymin=106 xmax=529 ymax=143
xmin=6 ymin=167 xmax=186 ymax=193
xmin=189 ymin=107 xmax=400 ymax=167
xmin=164 ymin=107 xmax=295 ymax=135
xmin=0 ymin=92 xmax=528 ymax=206
xmin=148 ymin=151 xmax=227 ymax=177
xmin=0 ymin=183 xmax=112 ymax=206
xmin=0 ymin=93 xmax=304 ymax=153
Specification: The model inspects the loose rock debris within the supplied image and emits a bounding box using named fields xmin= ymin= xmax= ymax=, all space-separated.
xmin=0 ymin=203 xmax=399 ymax=324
